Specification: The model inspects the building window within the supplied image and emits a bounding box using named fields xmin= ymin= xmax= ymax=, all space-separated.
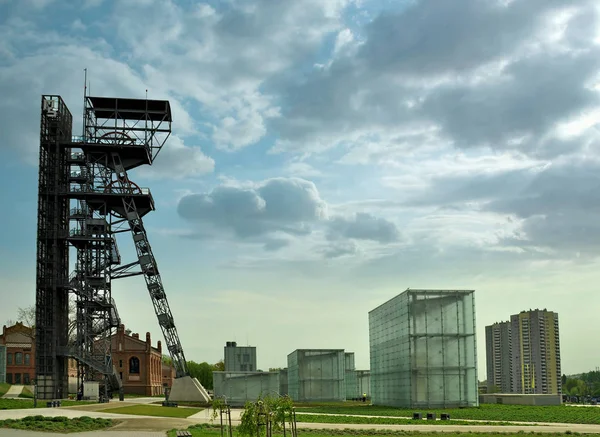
xmin=129 ymin=356 xmax=140 ymax=374
xmin=7 ymin=353 xmax=12 ymax=365
xmin=24 ymin=354 xmax=30 ymax=366
xmin=15 ymin=353 xmax=23 ymax=365
xmin=24 ymin=373 xmax=30 ymax=384
xmin=15 ymin=373 xmax=21 ymax=384
xmin=6 ymin=373 xmax=12 ymax=384
xmin=119 ymin=360 xmax=123 ymax=368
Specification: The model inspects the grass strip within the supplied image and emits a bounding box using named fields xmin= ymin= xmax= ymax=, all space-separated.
xmin=297 ymin=403 xmax=600 ymax=425
xmin=295 ymin=413 xmax=533 ymax=426
xmin=0 ymin=398 xmax=97 ymax=410
xmin=103 ymin=404 xmax=202 ymax=418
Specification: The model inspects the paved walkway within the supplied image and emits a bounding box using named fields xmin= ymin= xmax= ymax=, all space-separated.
xmin=2 ymin=385 xmax=24 ymax=399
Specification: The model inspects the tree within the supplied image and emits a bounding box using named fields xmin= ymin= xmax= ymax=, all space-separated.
xmin=562 ymin=374 xmax=567 ymax=386
xmin=487 ymin=384 xmax=500 ymax=394
xmin=187 ymin=361 xmax=215 ymax=390
xmin=10 ymin=302 xmax=81 ymax=344
xmin=214 ymin=360 xmax=225 ymax=371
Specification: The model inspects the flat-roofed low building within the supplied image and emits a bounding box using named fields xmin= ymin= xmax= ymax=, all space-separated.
xmin=287 ymin=349 xmax=345 ymax=402
xmin=213 ymin=371 xmax=280 ymax=406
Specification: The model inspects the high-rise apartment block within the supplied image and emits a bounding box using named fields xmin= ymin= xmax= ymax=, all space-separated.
xmin=485 ymin=322 xmax=512 ymax=393
xmin=511 ymin=309 xmax=561 ymax=394
xmin=485 ymin=309 xmax=561 ymax=395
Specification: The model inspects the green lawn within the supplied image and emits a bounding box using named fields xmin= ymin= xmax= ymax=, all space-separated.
xmin=167 ymin=424 xmax=584 ymax=437
xmin=0 ymin=383 xmax=10 ymax=397
xmin=297 ymin=403 xmax=600 ymax=425
xmin=0 ymin=415 xmax=114 ymax=433
xmin=0 ymin=398 xmax=94 ymax=410
xmin=295 ymin=413 xmax=533 ymax=426
xmin=103 ymin=404 xmax=202 ymax=418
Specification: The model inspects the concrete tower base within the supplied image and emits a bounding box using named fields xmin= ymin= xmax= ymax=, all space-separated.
xmin=169 ymin=376 xmax=211 ymax=403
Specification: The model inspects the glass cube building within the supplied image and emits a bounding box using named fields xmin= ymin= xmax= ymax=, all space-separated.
xmin=213 ymin=371 xmax=280 ymax=406
xmin=287 ymin=349 xmax=345 ymax=401
xmin=279 ymin=368 xmax=288 ymax=396
xmin=369 ymin=289 xmax=478 ymax=408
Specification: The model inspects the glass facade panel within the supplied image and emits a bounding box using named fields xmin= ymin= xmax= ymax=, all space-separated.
xmin=369 ymin=289 xmax=478 ymax=408
xmin=287 ymin=350 xmax=345 ymax=402
xmin=345 ymin=352 xmax=358 ymax=399
xmin=357 ymin=370 xmax=371 ymax=397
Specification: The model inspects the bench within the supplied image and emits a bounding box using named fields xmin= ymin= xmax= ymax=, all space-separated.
xmin=176 ymin=431 xmax=192 ymax=437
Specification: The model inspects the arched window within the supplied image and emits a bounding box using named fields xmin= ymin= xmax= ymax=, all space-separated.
xmin=129 ymin=356 xmax=140 ymax=374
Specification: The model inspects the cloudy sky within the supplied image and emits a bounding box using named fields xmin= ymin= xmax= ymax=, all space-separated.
xmin=1 ymin=0 xmax=600 ymax=378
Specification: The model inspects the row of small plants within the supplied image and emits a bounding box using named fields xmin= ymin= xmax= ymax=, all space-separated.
xmin=0 ymin=415 xmax=114 ymax=433
xmin=297 ymin=404 xmax=600 ymax=425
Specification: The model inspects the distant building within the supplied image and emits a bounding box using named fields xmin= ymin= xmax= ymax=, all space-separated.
xmin=109 ymin=324 xmax=174 ymax=396
xmin=511 ymin=309 xmax=561 ymax=395
xmin=0 ymin=323 xmax=35 ymax=385
xmin=162 ymin=363 xmax=175 ymax=390
xmin=369 ymin=289 xmax=479 ymax=408
xmin=485 ymin=321 xmax=512 ymax=393
xmin=0 ymin=345 xmax=6 ymax=383
xmin=224 ymin=342 xmax=257 ymax=372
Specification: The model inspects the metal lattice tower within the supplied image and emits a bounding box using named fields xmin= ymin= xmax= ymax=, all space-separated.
xmin=35 ymin=96 xmax=72 ymax=400
xmin=36 ymin=94 xmax=188 ymax=400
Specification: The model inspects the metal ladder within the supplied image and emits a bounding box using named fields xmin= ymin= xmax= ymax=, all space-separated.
xmin=110 ymin=152 xmax=188 ymax=377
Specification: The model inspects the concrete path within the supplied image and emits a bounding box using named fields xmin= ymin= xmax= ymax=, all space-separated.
xmin=114 ymin=397 xmax=164 ymax=405
xmin=2 ymin=385 xmax=24 ymax=399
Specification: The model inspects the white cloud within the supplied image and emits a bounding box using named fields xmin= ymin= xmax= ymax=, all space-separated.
xmin=138 ymin=135 xmax=214 ymax=180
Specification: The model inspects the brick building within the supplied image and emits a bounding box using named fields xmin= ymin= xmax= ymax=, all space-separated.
xmin=0 ymin=322 xmax=35 ymax=385
xmin=1 ymin=322 xmax=174 ymax=396
xmin=110 ymin=324 xmax=174 ymax=396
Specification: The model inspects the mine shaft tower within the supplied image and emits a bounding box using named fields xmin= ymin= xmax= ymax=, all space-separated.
xmin=36 ymin=94 xmax=190 ymax=399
